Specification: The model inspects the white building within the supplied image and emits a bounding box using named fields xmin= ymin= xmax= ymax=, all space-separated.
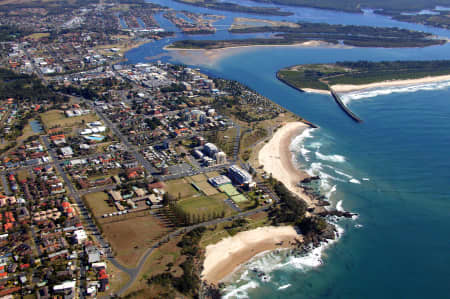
xmin=215 ymin=151 xmax=227 ymax=164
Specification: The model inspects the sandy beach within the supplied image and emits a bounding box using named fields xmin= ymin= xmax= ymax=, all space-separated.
xmin=258 ymin=121 xmax=316 ymax=208
xmin=202 ymin=226 xmax=302 ymax=284
xmin=302 ymin=88 xmax=331 ymax=95
xmin=330 ymin=74 xmax=450 ymax=93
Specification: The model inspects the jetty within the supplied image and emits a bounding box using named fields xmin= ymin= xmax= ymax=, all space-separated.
xmin=330 ymin=89 xmax=363 ymax=123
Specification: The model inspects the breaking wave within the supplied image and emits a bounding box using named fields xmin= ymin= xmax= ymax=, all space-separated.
xmin=340 ymin=80 xmax=450 ymax=105
xmin=315 ymin=151 xmax=346 ymax=163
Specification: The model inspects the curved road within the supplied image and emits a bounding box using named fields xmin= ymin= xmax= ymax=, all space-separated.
xmin=104 ymin=205 xmax=271 ymax=298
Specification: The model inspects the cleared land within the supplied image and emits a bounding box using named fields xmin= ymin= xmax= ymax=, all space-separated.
xmin=277 ymin=60 xmax=450 ymax=91
xmin=230 ymin=17 xmax=299 ymax=30
xmin=126 ymin=235 xmax=185 ymax=296
xmin=102 ymin=213 xmax=171 ymax=267
xmin=40 ymin=110 xmax=99 ymax=131
xmin=83 ymin=192 xmax=115 ymax=218
xmin=165 ymin=178 xmax=198 ymax=198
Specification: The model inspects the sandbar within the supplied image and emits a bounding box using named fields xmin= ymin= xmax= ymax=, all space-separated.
xmin=164 ymin=41 xmax=345 ymax=66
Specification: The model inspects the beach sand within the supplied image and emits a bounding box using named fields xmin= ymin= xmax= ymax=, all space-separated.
xmin=202 ymin=226 xmax=302 ymax=284
xmin=164 ymin=41 xmax=344 ymax=66
xmin=258 ymin=121 xmax=315 ymax=208
xmin=302 ymin=88 xmax=331 ymax=95
xmin=330 ymin=74 xmax=450 ymax=93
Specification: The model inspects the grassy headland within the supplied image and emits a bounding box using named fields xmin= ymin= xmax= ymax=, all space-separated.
xmin=277 ymin=60 xmax=450 ymax=91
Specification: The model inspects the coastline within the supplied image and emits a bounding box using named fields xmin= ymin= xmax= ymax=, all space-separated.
xmin=201 ymin=226 xmax=302 ymax=285
xmin=258 ymin=121 xmax=318 ymax=209
xmin=330 ymin=74 xmax=450 ymax=93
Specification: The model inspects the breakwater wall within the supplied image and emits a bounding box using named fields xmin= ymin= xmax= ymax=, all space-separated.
xmin=330 ymin=89 xmax=363 ymax=123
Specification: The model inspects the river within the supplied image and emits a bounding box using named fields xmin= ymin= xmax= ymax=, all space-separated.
xmin=125 ymin=1 xmax=450 ymax=298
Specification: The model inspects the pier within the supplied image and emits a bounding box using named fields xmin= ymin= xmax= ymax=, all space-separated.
xmin=330 ymin=89 xmax=363 ymax=123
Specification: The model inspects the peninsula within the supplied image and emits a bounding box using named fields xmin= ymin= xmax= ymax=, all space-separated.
xmin=173 ymin=0 xmax=293 ymax=16
xmin=277 ymin=60 xmax=450 ymax=93
xmin=169 ymin=22 xmax=446 ymax=49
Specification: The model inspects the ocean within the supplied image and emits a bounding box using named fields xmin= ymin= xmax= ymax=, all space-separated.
xmin=127 ymin=1 xmax=450 ymax=298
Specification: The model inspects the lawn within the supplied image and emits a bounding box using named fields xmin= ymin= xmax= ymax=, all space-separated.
xmin=102 ymin=212 xmax=171 ymax=267
xmin=219 ymin=184 xmax=239 ymax=197
xmin=190 ymin=173 xmax=207 ymax=182
xmin=40 ymin=110 xmax=99 ymax=131
xmin=165 ymin=178 xmax=199 ymax=199
xmin=25 ymin=32 xmax=50 ymax=40
xmin=196 ymin=181 xmax=219 ymax=196
xmin=205 ymin=171 xmax=221 ymax=178
xmin=177 ymin=193 xmax=232 ymax=219
xmin=187 ymin=174 xmax=219 ymax=196
xmin=231 ymin=194 xmax=248 ymax=203
xmin=83 ymin=192 xmax=115 ymax=218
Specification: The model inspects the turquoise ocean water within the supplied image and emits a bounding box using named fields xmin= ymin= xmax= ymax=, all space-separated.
xmin=126 ymin=1 xmax=450 ymax=297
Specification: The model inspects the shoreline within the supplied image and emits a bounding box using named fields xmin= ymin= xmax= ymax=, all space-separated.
xmin=294 ymin=74 xmax=450 ymax=95
xmin=258 ymin=121 xmax=319 ymax=209
xmin=330 ymin=74 xmax=450 ymax=93
xmin=201 ymin=226 xmax=302 ymax=285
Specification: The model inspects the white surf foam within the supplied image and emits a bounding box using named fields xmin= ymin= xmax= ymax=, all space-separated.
xmin=325 ymin=185 xmax=337 ymax=199
xmin=336 ymin=200 xmax=344 ymax=212
xmin=287 ymin=224 xmax=344 ymax=271
xmin=334 ymin=169 xmax=353 ymax=179
xmin=309 ymin=141 xmax=322 ymax=149
xmin=290 ymin=128 xmax=315 ymax=151
xmin=340 ymin=80 xmax=450 ymax=105
xmin=278 ymin=283 xmax=291 ymax=290
xmin=349 ymin=178 xmax=361 ymax=184
xmin=315 ymin=151 xmax=346 ymax=163
xmin=222 ymin=280 xmax=259 ymax=299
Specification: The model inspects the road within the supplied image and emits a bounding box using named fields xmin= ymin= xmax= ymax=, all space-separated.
xmin=100 ymin=205 xmax=271 ymax=298
xmin=92 ymin=105 xmax=158 ymax=175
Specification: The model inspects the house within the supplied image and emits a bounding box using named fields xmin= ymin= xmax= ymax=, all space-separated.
xmin=72 ymin=229 xmax=87 ymax=244
xmin=60 ymin=147 xmax=74 ymax=158
xmin=85 ymin=245 xmax=101 ymax=264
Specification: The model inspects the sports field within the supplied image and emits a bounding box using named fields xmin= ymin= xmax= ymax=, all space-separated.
xmin=219 ymin=184 xmax=239 ymax=196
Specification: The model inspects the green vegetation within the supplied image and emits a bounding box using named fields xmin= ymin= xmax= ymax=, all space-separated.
xmin=218 ymin=184 xmax=239 ymax=197
xmin=171 ymin=20 xmax=445 ymax=49
xmin=277 ymin=60 xmax=450 ymax=91
xmin=146 ymin=227 xmax=206 ymax=298
xmin=250 ymin=0 xmax=450 ymax=29
xmin=0 ymin=68 xmax=66 ymax=103
xmin=173 ymin=0 xmax=292 ymax=16
xmin=250 ymin=0 xmax=450 ymax=14
xmin=0 ymin=25 xmax=28 ymax=41
xmin=174 ymin=193 xmax=231 ymax=224
xmin=269 ymin=179 xmax=307 ymax=225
